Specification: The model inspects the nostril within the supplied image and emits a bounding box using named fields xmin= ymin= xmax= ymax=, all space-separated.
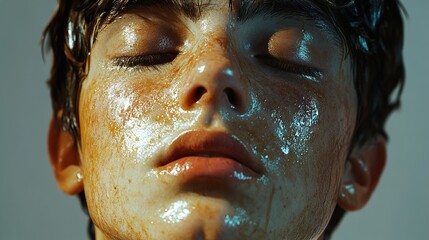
xmin=195 ymin=86 xmax=207 ymax=99
xmin=184 ymin=86 xmax=207 ymax=109
xmin=224 ymin=87 xmax=241 ymax=111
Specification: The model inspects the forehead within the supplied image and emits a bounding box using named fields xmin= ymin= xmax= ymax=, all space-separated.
xmin=108 ymin=0 xmax=331 ymax=21
xmin=98 ymin=0 xmax=342 ymax=43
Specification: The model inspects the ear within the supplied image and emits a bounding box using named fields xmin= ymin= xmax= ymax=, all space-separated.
xmin=48 ymin=115 xmax=83 ymax=195
xmin=337 ymin=135 xmax=386 ymax=211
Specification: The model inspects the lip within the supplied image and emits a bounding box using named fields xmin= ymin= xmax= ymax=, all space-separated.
xmin=157 ymin=131 xmax=262 ymax=180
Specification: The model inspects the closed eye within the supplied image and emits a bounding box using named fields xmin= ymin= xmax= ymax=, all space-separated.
xmin=113 ymin=52 xmax=178 ymax=70
xmin=256 ymin=55 xmax=323 ymax=81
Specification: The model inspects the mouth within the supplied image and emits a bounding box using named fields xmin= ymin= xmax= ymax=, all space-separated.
xmin=157 ymin=130 xmax=262 ymax=181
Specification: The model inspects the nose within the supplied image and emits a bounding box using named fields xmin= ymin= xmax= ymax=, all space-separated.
xmin=181 ymin=56 xmax=250 ymax=115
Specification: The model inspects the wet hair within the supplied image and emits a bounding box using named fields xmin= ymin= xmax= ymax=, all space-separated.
xmin=43 ymin=0 xmax=405 ymax=239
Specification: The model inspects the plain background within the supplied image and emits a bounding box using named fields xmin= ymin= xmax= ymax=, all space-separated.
xmin=0 ymin=1 xmax=428 ymax=239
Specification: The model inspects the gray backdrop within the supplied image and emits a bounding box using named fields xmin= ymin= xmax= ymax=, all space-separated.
xmin=1 ymin=1 xmax=428 ymax=239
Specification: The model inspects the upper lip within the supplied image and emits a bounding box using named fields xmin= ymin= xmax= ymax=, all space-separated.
xmin=158 ymin=130 xmax=263 ymax=175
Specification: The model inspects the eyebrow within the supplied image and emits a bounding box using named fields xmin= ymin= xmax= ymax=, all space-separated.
xmin=235 ymin=0 xmax=341 ymax=46
xmin=116 ymin=0 xmax=215 ymax=21
xmin=237 ymin=0 xmax=329 ymax=23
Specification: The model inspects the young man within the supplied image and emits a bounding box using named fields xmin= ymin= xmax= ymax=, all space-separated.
xmin=44 ymin=0 xmax=404 ymax=239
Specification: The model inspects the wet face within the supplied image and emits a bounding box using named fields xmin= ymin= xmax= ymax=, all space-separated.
xmin=78 ymin=1 xmax=357 ymax=239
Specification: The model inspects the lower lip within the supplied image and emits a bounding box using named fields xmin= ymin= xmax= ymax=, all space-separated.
xmin=158 ymin=157 xmax=259 ymax=181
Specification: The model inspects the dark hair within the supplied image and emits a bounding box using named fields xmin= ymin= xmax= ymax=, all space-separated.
xmin=43 ymin=0 xmax=405 ymax=239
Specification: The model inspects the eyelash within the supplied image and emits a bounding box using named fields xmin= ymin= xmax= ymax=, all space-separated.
xmin=112 ymin=52 xmax=321 ymax=81
xmin=113 ymin=52 xmax=178 ymax=70
xmin=256 ymin=55 xmax=323 ymax=81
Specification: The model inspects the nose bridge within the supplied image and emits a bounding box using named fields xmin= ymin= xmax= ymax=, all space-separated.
xmin=181 ymin=50 xmax=250 ymax=115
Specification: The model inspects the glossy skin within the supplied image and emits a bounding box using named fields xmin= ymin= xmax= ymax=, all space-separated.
xmin=78 ymin=1 xmax=357 ymax=239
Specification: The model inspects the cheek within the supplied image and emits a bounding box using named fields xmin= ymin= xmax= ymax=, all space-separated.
xmin=78 ymin=74 xmax=186 ymax=235
xmin=306 ymin=86 xmax=357 ymax=218
xmin=314 ymin=80 xmax=357 ymax=169
xmin=229 ymin=69 xmax=356 ymax=236
xmin=79 ymin=74 xmax=179 ymax=164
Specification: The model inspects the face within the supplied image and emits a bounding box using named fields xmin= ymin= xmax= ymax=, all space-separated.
xmin=78 ymin=1 xmax=357 ymax=239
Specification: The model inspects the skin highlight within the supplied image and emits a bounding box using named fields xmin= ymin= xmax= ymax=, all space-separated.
xmin=76 ymin=2 xmax=357 ymax=239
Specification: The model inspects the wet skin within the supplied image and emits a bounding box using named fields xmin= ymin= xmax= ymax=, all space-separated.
xmin=79 ymin=1 xmax=357 ymax=239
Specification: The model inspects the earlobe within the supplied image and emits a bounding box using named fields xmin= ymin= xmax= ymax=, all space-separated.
xmin=48 ymin=116 xmax=83 ymax=195
xmin=337 ymin=135 xmax=386 ymax=211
